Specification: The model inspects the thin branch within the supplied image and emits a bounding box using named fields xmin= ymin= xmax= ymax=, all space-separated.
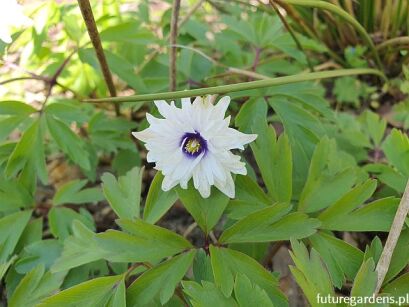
xmin=0 ymin=76 xmax=46 ymax=85
xmin=49 ymin=49 xmax=77 ymax=85
xmin=135 ymin=0 xmax=205 ymax=75
xmin=77 ymin=0 xmax=120 ymax=115
xmin=170 ymin=44 xmax=271 ymax=80
xmin=375 ymin=179 xmax=409 ymax=294
xmin=269 ymin=0 xmax=314 ymax=71
xmin=169 ymin=0 xmax=182 ymax=91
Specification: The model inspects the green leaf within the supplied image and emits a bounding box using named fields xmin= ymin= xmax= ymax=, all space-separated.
xmin=298 ymin=137 xmax=357 ymax=213
xmin=333 ymin=76 xmax=362 ymax=106
xmin=53 ymin=179 xmax=104 ymax=206
xmin=51 ymin=221 xmax=107 ymax=272
xmin=62 ymin=14 xmax=82 ymax=43
xmin=5 ymin=119 xmax=40 ymax=178
xmin=0 ymin=101 xmax=37 ymax=116
xmin=193 ymin=249 xmax=214 ymax=283
xmin=269 ymin=96 xmax=325 ymax=195
xmin=384 ymin=229 xmax=409 ymax=284
xmin=318 ymin=179 xmax=377 ymax=226
xmin=177 ymin=184 xmax=230 ymax=234
xmin=15 ymin=239 xmax=62 ymax=274
xmin=0 ymin=210 xmax=32 ymax=262
xmin=226 ymin=175 xmax=270 ymax=220
xmin=48 ymin=207 xmax=95 ymax=240
xmin=319 ymin=196 xmax=400 ymax=231
xmin=101 ymin=167 xmax=143 ymax=220
xmin=182 ymin=280 xmax=238 ymax=307
xmin=15 ymin=218 xmax=43 ymax=253
xmin=210 ymin=246 xmax=287 ymax=306
xmin=309 ymin=232 xmax=364 ymax=289
xmin=46 ymin=113 xmax=90 ymax=171
xmin=350 ymin=258 xmax=377 ymax=297
xmin=382 ymin=129 xmax=409 ymax=176
xmin=96 ymin=219 xmax=192 ymax=263
xmin=9 ymin=265 xmax=66 ymax=307
xmin=251 ymin=119 xmax=292 ymax=202
xmin=234 ymin=274 xmax=273 ymax=307
xmin=107 ymin=279 xmax=126 ymax=307
xmin=0 ymin=116 xmax=28 ymax=142
xmin=289 ymin=240 xmax=334 ymax=306
xmin=0 ymin=177 xmax=34 ymax=212
xmin=360 ymin=110 xmax=386 ymax=147
xmin=44 ymin=99 xmax=88 ymax=124
xmin=38 ymin=275 xmax=123 ymax=307
xmin=127 ymin=250 xmax=196 ymax=306
xmin=235 ymin=98 xmax=268 ymax=133
xmin=220 ymin=203 xmax=319 ymax=243
xmin=364 ymin=163 xmax=406 ymax=193
xmin=383 ymin=272 xmax=409 ymax=296
xmin=0 ymin=255 xmax=17 ymax=281
xmin=143 ymin=172 xmax=178 ymax=224
xmin=100 ymin=21 xmax=153 ymax=44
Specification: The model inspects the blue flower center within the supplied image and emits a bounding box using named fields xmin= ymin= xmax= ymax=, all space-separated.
xmin=181 ymin=132 xmax=207 ymax=157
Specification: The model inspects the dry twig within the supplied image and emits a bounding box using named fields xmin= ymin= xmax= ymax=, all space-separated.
xmin=77 ymin=0 xmax=120 ymax=115
xmin=375 ymin=179 xmax=409 ymax=294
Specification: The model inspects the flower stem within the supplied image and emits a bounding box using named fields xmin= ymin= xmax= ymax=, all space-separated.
xmin=83 ymin=68 xmax=385 ymax=103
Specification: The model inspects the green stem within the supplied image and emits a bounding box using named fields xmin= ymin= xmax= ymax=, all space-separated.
xmin=84 ymin=68 xmax=385 ymax=103
xmin=284 ymin=0 xmax=384 ymax=71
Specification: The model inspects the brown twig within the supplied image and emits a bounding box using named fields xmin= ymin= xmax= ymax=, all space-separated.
xmin=77 ymin=0 xmax=120 ymax=115
xmin=169 ymin=0 xmax=182 ymax=91
xmin=0 ymin=76 xmax=46 ymax=85
xmin=375 ymin=179 xmax=409 ymax=294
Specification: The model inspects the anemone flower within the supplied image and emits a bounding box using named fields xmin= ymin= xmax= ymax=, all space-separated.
xmin=132 ymin=96 xmax=257 ymax=198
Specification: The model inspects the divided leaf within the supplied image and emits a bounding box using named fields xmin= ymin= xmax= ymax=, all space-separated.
xmin=46 ymin=114 xmax=90 ymax=171
xmin=126 ymin=250 xmax=196 ymax=306
xmin=220 ymin=203 xmax=320 ymax=243
xmin=210 ymin=246 xmax=287 ymax=306
xmin=96 ymin=219 xmax=192 ymax=263
xmin=101 ymin=167 xmax=143 ymax=220
xmin=53 ymin=179 xmax=103 ymax=206
xmin=298 ymin=137 xmax=357 ymax=213
xmin=289 ymin=240 xmax=334 ymax=306
xmin=143 ymin=171 xmax=177 ymax=224
xmin=177 ymin=184 xmax=230 ymax=234
xmin=38 ymin=274 xmax=123 ymax=307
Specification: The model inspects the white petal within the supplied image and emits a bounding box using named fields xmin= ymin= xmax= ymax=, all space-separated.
xmin=212 ymin=128 xmax=257 ymax=150
xmin=161 ymin=175 xmax=179 ymax=191
xmin=215 ymin=173 xmax=235 ymax=198
xmin=213 ymin=96 xmax=230 ymax=119
xmin=154 ymin=100 xmax=174 ymax=119
xmin=132 ymin=129 xmax=153 ymax=143
xmin=193 ymin=164 xmax=211 ymax=198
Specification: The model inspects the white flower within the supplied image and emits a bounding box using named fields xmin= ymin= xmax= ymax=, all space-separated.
xmin=0 ymin=0 xmax=32 ymax=44
xmin=132 ymin=96 xmax=257 ymax=198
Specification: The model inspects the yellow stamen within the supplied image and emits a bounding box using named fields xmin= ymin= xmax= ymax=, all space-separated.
xmin=185 ymin=138 xmax=201 ymax=154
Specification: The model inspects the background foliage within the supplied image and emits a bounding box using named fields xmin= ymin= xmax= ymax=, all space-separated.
xmin=0 ymin=0 xmax=409 ymax=306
